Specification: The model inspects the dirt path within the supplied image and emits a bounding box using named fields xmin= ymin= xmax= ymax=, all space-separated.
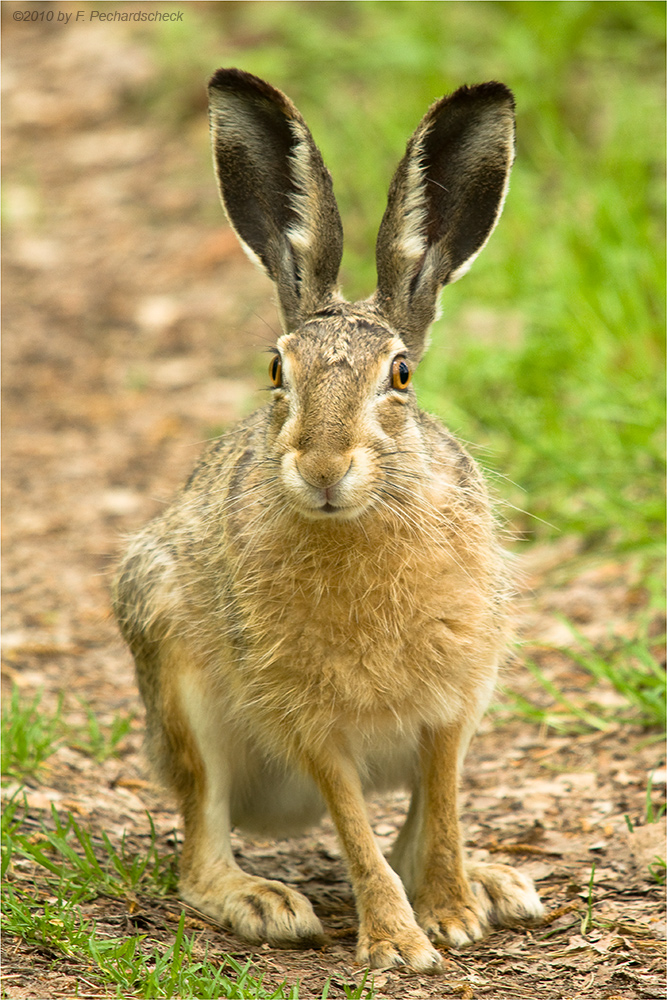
xmin=2 ymin=12 xmax=665 ymax=999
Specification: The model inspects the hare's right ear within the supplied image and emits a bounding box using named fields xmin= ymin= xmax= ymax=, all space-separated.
xmin=208 ymin=68 xmax=343 ymax=331
xmin=374 ymin=83 xmax=515 ymax=360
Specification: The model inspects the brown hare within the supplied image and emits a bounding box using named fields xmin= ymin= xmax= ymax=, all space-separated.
xmin=113 ymin=68 xmax=543 ymax=973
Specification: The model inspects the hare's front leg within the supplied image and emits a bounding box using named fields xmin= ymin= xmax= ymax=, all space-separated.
xmin=162 ymin=657 xmax=324 ymax=947
xmin=307 ymin=751 xmax=443 ymax=973
xmin=403 ymin=724 xmax=544 ymax=947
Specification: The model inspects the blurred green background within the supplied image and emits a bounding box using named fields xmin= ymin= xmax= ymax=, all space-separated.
xmin=151 ymin=0 xmax=665 ymax=555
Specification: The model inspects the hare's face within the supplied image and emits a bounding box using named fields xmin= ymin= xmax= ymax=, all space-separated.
xmin=264 ymin=309 xmax=426 ymax=522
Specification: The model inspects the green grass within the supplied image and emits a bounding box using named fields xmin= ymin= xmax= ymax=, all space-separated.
xmin=68 ymin=704 xmax=134 ymax=763
xmin=1 ymin=686 xmax=134 ymax=780
xmin=1 ymin=889 xmax=300 ymax=999
xmin=1 ymin=687 xmax=64 ymax=779
xmin=648 ymin=857 xmax=667 ymax=885
xmin=580 ymin=863 xmax=597 ymax=936
xmin=500 ymin=608 xmax=666 ymax=735
xmin=144 ymin=0 xmax=665 ymax=553
xmin=1 ymin=885 xmax=300 ymax=999
xmin=2 ymin=796 xmax=178 ymax=902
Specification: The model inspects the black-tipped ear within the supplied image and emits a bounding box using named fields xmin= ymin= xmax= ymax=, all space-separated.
xmin=208 ymin=68 xmax=344 ymax=331
xmin=373 ymin=82 xmax=515 ymax=359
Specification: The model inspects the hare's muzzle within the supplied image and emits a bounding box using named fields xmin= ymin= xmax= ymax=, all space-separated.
xmin=281 ymin=448 xmax=371 ymax=521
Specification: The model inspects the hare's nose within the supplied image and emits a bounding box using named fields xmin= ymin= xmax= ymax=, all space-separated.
xmin=296 ymin=452 xmax=351 ymax=490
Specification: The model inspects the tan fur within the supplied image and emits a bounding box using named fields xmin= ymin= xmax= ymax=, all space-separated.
xmin=112 ymin=69 xmax=543 ymax=972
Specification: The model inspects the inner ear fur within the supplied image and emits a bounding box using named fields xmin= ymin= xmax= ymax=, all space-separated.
xmin=374 ymin=82 xmax=516 ymax=360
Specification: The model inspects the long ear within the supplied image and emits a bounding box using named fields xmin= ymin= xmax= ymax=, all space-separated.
xmin=373 ymin=82 xmax=515 ymax=359
xmin=208 ymin=68 xmax=344 ymax=331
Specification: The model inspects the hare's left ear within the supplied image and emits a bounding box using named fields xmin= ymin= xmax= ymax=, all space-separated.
xmin=373 ymin=82 xmax=515 ymax=360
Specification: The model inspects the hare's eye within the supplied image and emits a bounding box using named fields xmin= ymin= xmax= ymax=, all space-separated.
xmin=269 ymin=354 xmax=282 ymax=387
xmin=391 ymin=357 xmax=411 ymax=391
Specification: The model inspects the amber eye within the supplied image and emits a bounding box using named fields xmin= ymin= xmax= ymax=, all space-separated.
xmin=269 ymin=354 xmax=282 ymax=387
xmin=391 ymin=357 xmax=411 ymax=391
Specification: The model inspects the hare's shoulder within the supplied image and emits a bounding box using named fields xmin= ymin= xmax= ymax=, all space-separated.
xmin=180 ymin=408 xmax=268 ymax=496
xmin=417 ymin=409 xmax=486 ymax=496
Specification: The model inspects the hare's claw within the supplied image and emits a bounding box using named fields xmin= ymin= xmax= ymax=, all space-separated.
xmin=357 ymin=925 xmax=443 ymax=973
xmin=418 ymin=902 xmax=489 ymax=949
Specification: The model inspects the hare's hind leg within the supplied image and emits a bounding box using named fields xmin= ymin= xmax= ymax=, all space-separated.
xmin=396 ymin=724 xmax=543 ymax=947
xmin=149 ymin=642 xmax=324 ymax=947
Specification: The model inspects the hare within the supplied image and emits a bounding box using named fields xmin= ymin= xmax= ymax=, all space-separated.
xmin=113 ymin=68 xmax=543 ymax=973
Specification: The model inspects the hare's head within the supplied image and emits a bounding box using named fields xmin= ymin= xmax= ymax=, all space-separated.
xmin=208 ymin=69 xmax=515 ymax=522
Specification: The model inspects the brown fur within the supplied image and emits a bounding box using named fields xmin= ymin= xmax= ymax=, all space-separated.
xmin=112 ymin=69 xmax=543 ymax=972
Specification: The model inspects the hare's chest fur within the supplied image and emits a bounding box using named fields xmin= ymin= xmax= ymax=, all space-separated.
xmin=211 ymin=507 xmax=507 ymax=739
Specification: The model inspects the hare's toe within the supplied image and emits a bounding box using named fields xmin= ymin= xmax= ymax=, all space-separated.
xmin=466 ymin=863 xmax=544 ymax=927
xmin=417 ymin=899 xmax=490 ymax=949
xmin=182 ymin=873 xmax=325 ymax=947
xmin=357 ymin=924 xmax=443 ymax=973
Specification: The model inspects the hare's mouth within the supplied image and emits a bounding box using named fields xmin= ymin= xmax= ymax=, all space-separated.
xmin=298 ymin=497 xmax=371 ymax=522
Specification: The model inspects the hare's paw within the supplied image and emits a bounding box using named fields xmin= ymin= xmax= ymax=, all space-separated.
xmin=416 ymin=888 xmax=492 ymax=949
xmin=466 ymin=863 xmax=544 ymax=928
xmin=357 ymin=922 xmax=443 ymax=973
xmin=182 ymin=873 xmax=325 ymax=947
xmin=416 ymin=865 xmax=543 ymax=947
